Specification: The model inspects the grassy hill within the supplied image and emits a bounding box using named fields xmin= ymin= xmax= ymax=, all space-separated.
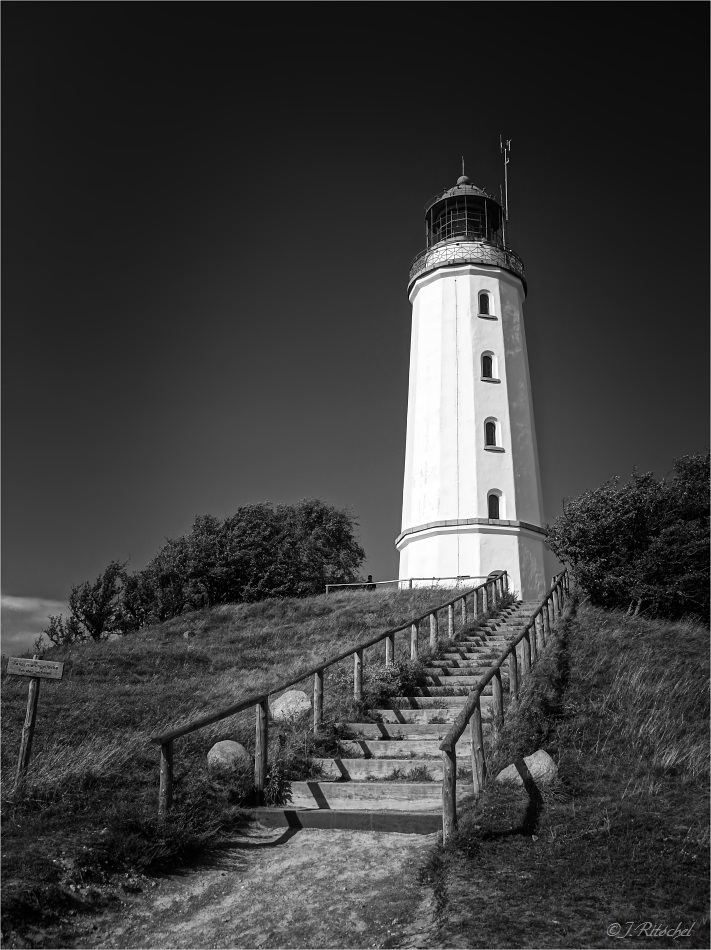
xmin=420 ymin=598 xmax=710 ymax=948
xmin=0 ymin=586 xmax=461 ymax=942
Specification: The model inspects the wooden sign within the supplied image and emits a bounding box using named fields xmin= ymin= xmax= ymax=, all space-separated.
xmin=9 ymin=654 xmax=64 ymax=796
xmin=7 ymin=657 xmax=64 ymax=680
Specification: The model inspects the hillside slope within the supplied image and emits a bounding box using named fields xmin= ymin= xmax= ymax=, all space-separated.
xmin=420 ymin=599 xmax=710 ymax=948
xmin=1 ymin=586 xmax=460 ymax=943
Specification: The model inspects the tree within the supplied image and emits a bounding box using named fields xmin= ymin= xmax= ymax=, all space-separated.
xmin=546 ymin=451 xmax=709 ymax=620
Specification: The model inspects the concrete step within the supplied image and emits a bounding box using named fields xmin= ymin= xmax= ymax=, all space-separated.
xmin=385 ymin=695 xmax=491 ymax=707
xmin=424 ymin=664 xmax=496 ymax=674
xmin=373 ymin=706 xmax=492 ymax=724
xmin=313 ymin=757 xmax=470 ymax=781
xmin=341 ymin=721 xmax=492 ymax=740
xmin=336 ymin=738 xmax=469 ymax=759
xmin=289 ymin=781 xmax=473 ymax=812
xmin=251 ymin=807 xmax=444 ymax=834
xmin=423 ymin=675 xmax=506 ymax=688
xmin=406 ymin=683 xmax=506 ymax=697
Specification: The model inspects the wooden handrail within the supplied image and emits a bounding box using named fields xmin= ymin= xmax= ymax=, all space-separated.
xmin=439 ymin=570 xmax=569 ymax=842
xmin=152 ymin=572 xmax=509 ymax=746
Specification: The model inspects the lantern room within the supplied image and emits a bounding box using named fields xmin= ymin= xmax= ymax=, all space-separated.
xmin=425 ymin=175 xmax=504 ymax=249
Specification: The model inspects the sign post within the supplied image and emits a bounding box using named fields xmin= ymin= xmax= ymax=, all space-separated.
xmin=8 ymin=655 xmax=64 ymax=795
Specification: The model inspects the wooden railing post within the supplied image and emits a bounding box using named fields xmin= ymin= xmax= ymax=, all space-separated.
xmin=255 ymin=700 xmax=268 ymax=804
xmin=522 ymin=630 xmax=532 ymax=673
xmin=447 ymin=604 xmax=455 ymax=639
xmin=536 ymin=613 xmax=545 ymax=651
xmin=441 ymin=747 xmax=457 ymax=843
xmin=313 ymin=670 xmax=323 ymax=734
xmin=492 ymin=670 xmax=504 ymax=731
xmin=482 ymin=583 xmax=488 ymax=615
xmin=461 ymin=595 xmax=467 ymax=626
xmin=503 ymin=572 xmax=509 ymax=595
xmin=385 ymin=633 xmax=395 ymax=666
xmin=429 ymin=612 xmax=438 ymax=651
xmin=354 ymin=649 xmax=363 ymax=701
xmin=470 ymin=699 xmax=486 ymax=794
xmin=530 ymin=622 xmax=538 ymax=665
xmin=509 ymin=649 xmax=519 ymax=701
xmin=543 ymin=600 xmax=551 ymax=637
xmin=552 ymin=588 xmax=559 ymax=621
xmin=490 ymin=580 xmax=497 ymax=609
xmin=158 ymin=740 xmax=173 ymax=818
xmin=410 ymin=621 xmax=419 ymax=661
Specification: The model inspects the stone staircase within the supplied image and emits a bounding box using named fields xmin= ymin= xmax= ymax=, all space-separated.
xmin=258 ymin=600 xmax=540 ymax=830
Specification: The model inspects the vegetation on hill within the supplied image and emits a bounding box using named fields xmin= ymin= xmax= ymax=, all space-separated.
xmin=546 ymin=451 xmax=709 ymax=620
xmin=43 ymin=498 xmax=366 ymax=645
xmin=1 ymin=585 xmax=462 ymax=945
xmin=422 ymin=597 xmax=709 ymax=948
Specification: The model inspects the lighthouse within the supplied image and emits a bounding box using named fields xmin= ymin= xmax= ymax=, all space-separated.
xmin=397 ymin=167 xmax=550 ymax=599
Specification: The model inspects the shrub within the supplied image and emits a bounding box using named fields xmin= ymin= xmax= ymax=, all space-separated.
xmin=546 ymin=451 xmax=709 ymax=620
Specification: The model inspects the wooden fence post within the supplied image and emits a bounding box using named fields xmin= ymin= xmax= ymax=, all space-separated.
xmin=461 ymin=595 xmax=467 ymax=626
xmin=429 ymin=613 xmax=438 ymax=651
xmin=536 ymin=613 xmax=544 ymax=651
xmin=158 ymin=740 xmax=173 ymax=817
xmin=447 ymin=604 xmax=454 ymax=639
xmin=442 ymin=748 xmax=457 ymax=843
xmin=522 ymin=631 xmax=532 ymax=673
xmin=354 ymin=649 xmax=363 ymax=702
xmin=482 ymin=583 xmax=488 ymax=614
xmin=509 ymin=650 xmax=519 ymax=701
xmin=492 ymin=670 xmax=504 ymax=731
xmin=471 ymin=699 xmax=486 ymax=793
xmin=313 ymin=670 xmax=323 ymax=734
xmin=255 ymin=699 xmax=268 ymax=804
xmin=543 ymin=601 xmax=551 ymax=637
xmin=410 ymin=622 xmax=419 ymax=661
xmin=530 ymin=623 xmax=538 ymax=665
xmin=385 ymin=633 xmax=395 ymax=666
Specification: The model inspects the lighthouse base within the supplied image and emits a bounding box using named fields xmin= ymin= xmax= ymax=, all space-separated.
xmin=396 ymin=520 xmax=553 ymax=601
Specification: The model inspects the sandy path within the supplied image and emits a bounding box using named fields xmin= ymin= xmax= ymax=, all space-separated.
xmin=75 ymin=825 xmax=438 ymax=949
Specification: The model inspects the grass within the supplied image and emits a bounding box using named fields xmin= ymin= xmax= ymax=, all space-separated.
xmin=420 ymin=595 xmax=710 ymax=948
xmin=1 ymin=585 xmax=460 ymax=944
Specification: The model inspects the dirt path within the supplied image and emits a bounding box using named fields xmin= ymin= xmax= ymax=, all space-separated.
xmin=73 ymin=825 xmax=438 ymax=949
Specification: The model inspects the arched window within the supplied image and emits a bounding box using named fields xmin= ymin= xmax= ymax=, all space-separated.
xmin=482 ymin=354 xmax=493 ymax=378
xmin=488 ymin=493 xmax=500 ymax=519
xmin=479 ymin=292 xmax=490 ymax=315
xmin=485 ymin=421 xmax=497 ymax=446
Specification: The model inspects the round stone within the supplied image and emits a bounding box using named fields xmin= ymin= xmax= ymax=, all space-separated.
xmin=495 ymin=749 xmax=558 ymax=786
xmin=207 ymin=740 xmax=251 ymax=774
xmin=270 ymin=689 xmax=312 ymax=722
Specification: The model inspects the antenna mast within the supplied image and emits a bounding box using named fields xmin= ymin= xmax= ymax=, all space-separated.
xmin=500 ymin=135 xmax=511 ymax=246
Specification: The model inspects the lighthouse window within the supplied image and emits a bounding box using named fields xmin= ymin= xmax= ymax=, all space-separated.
xmin=485 ymin=421 xmax=497 ymax=446
xmin=482 ymin=355 xmax=493 ymax=378
xmin=488 ymin=493 xmax=500 ymax=520
xmin=479 ymin=292 xmax=490 ymax=315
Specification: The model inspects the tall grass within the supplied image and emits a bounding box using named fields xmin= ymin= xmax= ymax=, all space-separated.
xmin=425 ymin=598 xmax=710 ymax=948
xmin=1 ymin=585 xmax=463 ymax=937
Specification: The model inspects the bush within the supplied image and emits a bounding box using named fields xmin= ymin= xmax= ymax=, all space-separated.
xmin=546 ymin=451 xmax=709 ymax=620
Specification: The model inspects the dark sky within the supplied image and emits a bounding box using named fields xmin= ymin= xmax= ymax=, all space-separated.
xmin=3 ymin=4 xmax=709 ymax=649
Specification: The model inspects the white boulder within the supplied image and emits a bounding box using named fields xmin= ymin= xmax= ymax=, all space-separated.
xmin=495 ymin=750 xmax=558 ymax=786
xmin=270 ymin=690 xmax=312 ymax=722
xmin=207 ymin=740 xmax=251 ymax=774
xmin=108 ymin=633 xmax=122 ymax=641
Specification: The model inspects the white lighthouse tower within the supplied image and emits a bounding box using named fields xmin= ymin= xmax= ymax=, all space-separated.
xmin=397 ymin=165 xmax=550 ymax=599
